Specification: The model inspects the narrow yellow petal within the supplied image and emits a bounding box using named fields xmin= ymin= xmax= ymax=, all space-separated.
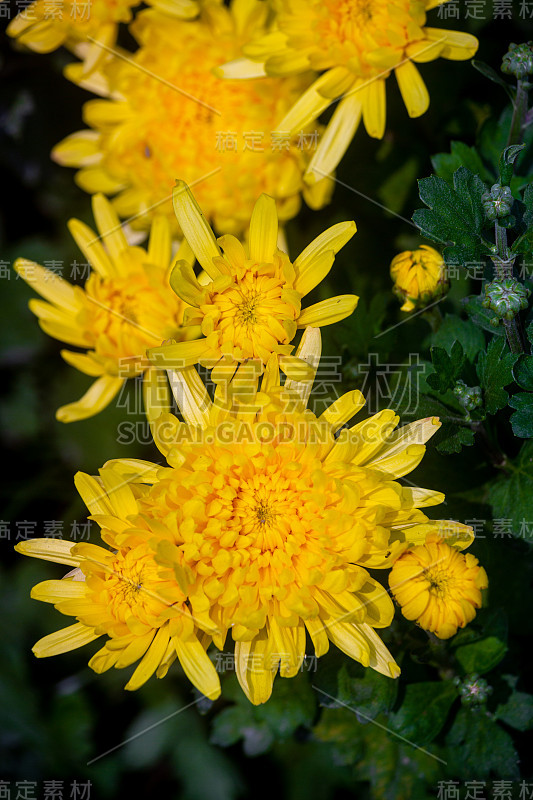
xmin=143 ymin=366 xmax=171 ymax=426
xmin=74 ymin=471 xmax=115 ymax=516
xmin=14 ymin=258 xmax=81 ymax=313
xmin=215 ymin=57 xmax=268 ymax=79
xmin=283 ymin=327 xmax=322 ymax=408
xmin=101 ymin=458 xmax=161 ymax=485
xmin=61 ymin=350 xmax=105 ymax=377
xmin=167 ymin=366 xmax=212 ymax=429
xmin=31 ymin=579 xmax=88 ymax=604
xmin=173 ymin=636 xmax=221 ymax=699
xmin=297 ymin=295 xmax=358 ymax=328
xmin=91 ymin=193 xmax=128 ymax=265
xmin=172 ymin=181 xmax=221 ymax=278
xmin=125 ymin=626 xmax=170 ymax=691
xmin=33 ymin=622 xmax=101 ymax=658
xmin=307 ymin=92 xmax=363 ymax=181
xmin=148 ymin=339 xmax=208 ymax=370
xmin=56 ymin=375 xmax=124 ymax=423
xmin=98 ymin=467 xmax=138 ymax=519
xmin=320 ymin=390 xmax=365 ymax=431
xmin=15 ymin=538 xmax=80 ymax=567
xmin=249 ymin=194 xmax=278 ymax=263
xmin=395 ymin=61 xmax=429 ymax=118
xmin=148 ymin=215 xmax=172 ymax=270
xmin=235 ymin=634 xmax=275 ymax=705
xmin=362 ymin=79 xmax=387 ymax=139
xmin=67 ymin=218 xmax=116 ymax=277
xmin=277 ymin=73 xmax=333 ymax=134
xmin=424 ymin=28 xmax=478 ymax=60
xmin=169 ymin=260 xmax=205 ymax=306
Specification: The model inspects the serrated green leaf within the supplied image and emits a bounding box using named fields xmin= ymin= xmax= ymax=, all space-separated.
xmin=413 ymin=169 xmax=490 ymax=267
xmin=496 ymin=691 xmax=533 ymax=731
xmin=427 ymin=342 xmax=465 ymax=393
xmin=389 ymin=682 xmax=458 ymax=746
xmin=476 ymin=337 xmax=518 ymax=415
xmin=455 ymin=636 xmax=507 ymax=675
xmin=490 ymin=440 xmax=533 ymax=539
xmin=431 ymin=315 xmax=486 ymax=362
xmin=509 ymin=392 xmax=533 ymax=438
xmin=431 ymin=140 xmax=493 ymax=185
xmin=337 ymin=664 xmax=398 ymax=722
xmin=445 ymin=708 xmax=519 ymax=779
xmin=436 ymin=425 xmax=475 ymax=455
xmin=499 ymin=144 xmax=526 ymax=186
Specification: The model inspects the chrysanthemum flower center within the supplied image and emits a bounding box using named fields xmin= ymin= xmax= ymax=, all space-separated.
xmin=423 ymin=567 xmax=454 ymax=598
xmin=81 ymin=271 xmax=185 ymax=371
xmin=88 ymin=10 xmax=315 ymax=232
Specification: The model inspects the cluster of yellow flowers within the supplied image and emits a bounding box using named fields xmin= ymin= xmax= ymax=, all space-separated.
xmin=10 ymin=0 xmax=487 ymax=704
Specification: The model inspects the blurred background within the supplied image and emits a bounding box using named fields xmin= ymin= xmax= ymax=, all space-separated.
xmin=1 ymin=4 xmax=533 ymax=798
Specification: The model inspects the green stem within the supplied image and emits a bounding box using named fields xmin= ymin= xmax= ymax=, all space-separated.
xmin=491 ymin=224 xmax=524 ymax=354
xmin=507 ymin=79 xmax=529 ymax=146
xmin=422 ymin=304 xmax=443 ymax=333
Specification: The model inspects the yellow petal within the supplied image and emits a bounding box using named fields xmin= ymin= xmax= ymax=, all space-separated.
xmin=283 ymin=327 xmax=322 ymax=408
xmin=91 ymin=193 xmax=128 ymax=265
xmin=173 ymin=636 xmax=221 ymax=700
xmin=320 ymin=390 xmax=366 ymax=431
xmin=167 ymin=366 xmax=212 ymax=429
xmin=15 ymin=538 xmax=80 ymax=567
xmin=143 ymin=365 xmax=171 ymax=426
xmin=33 ymin=622 xmax=100 ymax=658
xmin=362 ymin=79 xmax=387 ymax=139
xmin=14 ymin=258 xmax=81 ymax=313
xmin=172 ymin=181 xmax=221 ymax=278
xmin=297 ymin=295 xmax=358 ymax=327
xmin=215 ymin=57 xmax=267 ymax=79
xmin=395 ymin=61 xmax=429 ymax=118
xmin=306 ymin=92 xmax=363 ymax=181
xmin=74 ymin=471 xmax=115 ymax=516
xmin=56 ymin=375 xmax=124 ymax=423
xmin=277 ymin=73 xmax=333 ymax=134
xmin=424 ymin=28 xmax=479 ymax=60
xmin=148 ymin=339 xmax=209 ymax=370
xmin=235 ymin=633 xmax=276 ymax=705
xmin=31 ymin=579 xmax=88 ymax=604
xmin=61 ymin=350 xmax=105 ymax=377
xmin=125 ymin=626 xmax=170 ymax=691
xmin=67 ymin=218 xmax=116 ymax=277
xmin=249 ymin=194 xmax=278 ymax=263
xmin=98 ymin=467 xmax=138 ymax=519
xmin=148 ymin=215 xmax=172 ymax=270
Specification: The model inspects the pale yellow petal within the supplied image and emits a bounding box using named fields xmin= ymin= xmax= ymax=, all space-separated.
xmin=56 ymin=375 xmax=124 ymax=423
xmin=395 ymin=61 xmax=429 ymax=118
xmin=249 ymin=194 xmax=278 ymax=263
xmin=33 ymin=622 xmax=101 ymax=658
xmin=297 ymin=295 xmax=358 ymax=327
xmin=172 ymin=181 xmax=221 ymax=278
xmin=15 ymin=538 xmax=81 ymax=567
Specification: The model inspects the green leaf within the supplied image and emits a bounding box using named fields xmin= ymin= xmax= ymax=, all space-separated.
xmin=476 ymin=337 xmax=518 ymax=415
xmin=496 ymin=691 xmax=533 ymax=731
xmin=336 ymin=664 xmax=398 ymax=722
xmin=513 ymin=354 xmax=533 ymax=390
xmin=413 ymin=168 xmax=490 ymax=267
xmin=509 ymin=392 xmax=533 ymax=438
xmin=389 ymin=682 xmax=458 ymax=747
xmin=455 ymin=636 xmax=507 ymax=675
xmin=462 ymin=295 xmax=504 ymax=335
xmin=490 ymin=440 xmax=533 ymax=538
xmin=427 ymin=342 xmax=465 ymax=393
xmin=431 ymin=315 xmax=486 ymax=362
xmin=472 ymin=60 xmax=515 ymax=100
xmin=436 ymin=425 xmax=475 ymax=455
xmin=431 ymin=140 xmax=493 ymax=185
xmin=499 ymin=144 xmax=526 ymax=186
xmin=445 ymin=707 xmax=519 ymax=779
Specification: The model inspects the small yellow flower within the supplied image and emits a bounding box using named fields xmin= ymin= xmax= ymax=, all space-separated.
xmin=147 ymin=182 xmax=358 ymax=381
xmin=219 ymin=0 xmax=478 ymax=181
xmin=390 ymin=245 xmax=448 ymax=312
xmin=52 ymin=0 xmax=333 ymax=234
xmin=15 ymin=193 xmax=193 ymax=422
xmin=389 ymin=533 xmax=488 ymax=639
xmin=3 ymin=0 xmax=141 ymax=75
xmin=15 ymin=470 xmax=221 ymax=698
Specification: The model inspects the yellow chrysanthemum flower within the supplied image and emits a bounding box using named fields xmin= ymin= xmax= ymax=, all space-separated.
xmin=15 ymin=471 xmax=221 ymax=698
xmin=390 ymin=244 xmax=448 ymax=312
xmin=147 ymin=182 xmax=358 ymax=381
xmin=17 ymin=327 xmax=469 ymax=704
xmin=3 ymin=0 xmax=142 ymax=75
xmin=389 ymin=533 xmax=488 ymax=638
xmin=52 ymin=0 xmax=333 ymax=234
xmin=219 ymin=0 xmax=478 ymax=181
xmin=15 ymin=193 xmax=193 ymax=422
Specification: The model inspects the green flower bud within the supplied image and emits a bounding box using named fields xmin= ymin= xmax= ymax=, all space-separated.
xmin=502 ymin=42 xmax=533 ymax=79
xmin=481 ymin=184 xmax=513 ymax=221
xmin=454 ymin=674 xmax=492 ymax=707
xmin=483 ymin=277 xmax=530 ymax=320
xmin=453 ymin=380 xmax=482 ymax=412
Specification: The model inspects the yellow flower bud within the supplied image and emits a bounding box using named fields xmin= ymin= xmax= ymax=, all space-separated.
xmin=389 ymin=533 xmax=488 ymax=640
xmin=390 ymin=245 xmax=448 ymax=313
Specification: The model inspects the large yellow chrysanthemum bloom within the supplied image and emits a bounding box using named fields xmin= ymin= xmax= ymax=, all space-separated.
xmin=15 ymin=470 xmax=221 ymax=698
xmin=389 ymin=533 xmax=488 ymax=638
xmin=15 ymin=193 xmax=193 ymax=422
xmin=3 ymin=0 xmax=142 ymax=75
xmin=147 ymin=183 xmax=358 ymax=382
xmin=219 ymin=0 xmax=478 ymax=181
xmin=17 ymin=328 xmax=473 ymax=704
xmin=390 ymin=244 xmax=448 ymax=312
xmin=52 ymin=0 xmax=333 ymax=234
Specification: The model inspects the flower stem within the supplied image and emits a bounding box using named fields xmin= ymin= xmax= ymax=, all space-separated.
xmin=507 ymin=79 xmax=529 ymax=146
xmin=491 ymin=223 xmax=524 ymax=354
